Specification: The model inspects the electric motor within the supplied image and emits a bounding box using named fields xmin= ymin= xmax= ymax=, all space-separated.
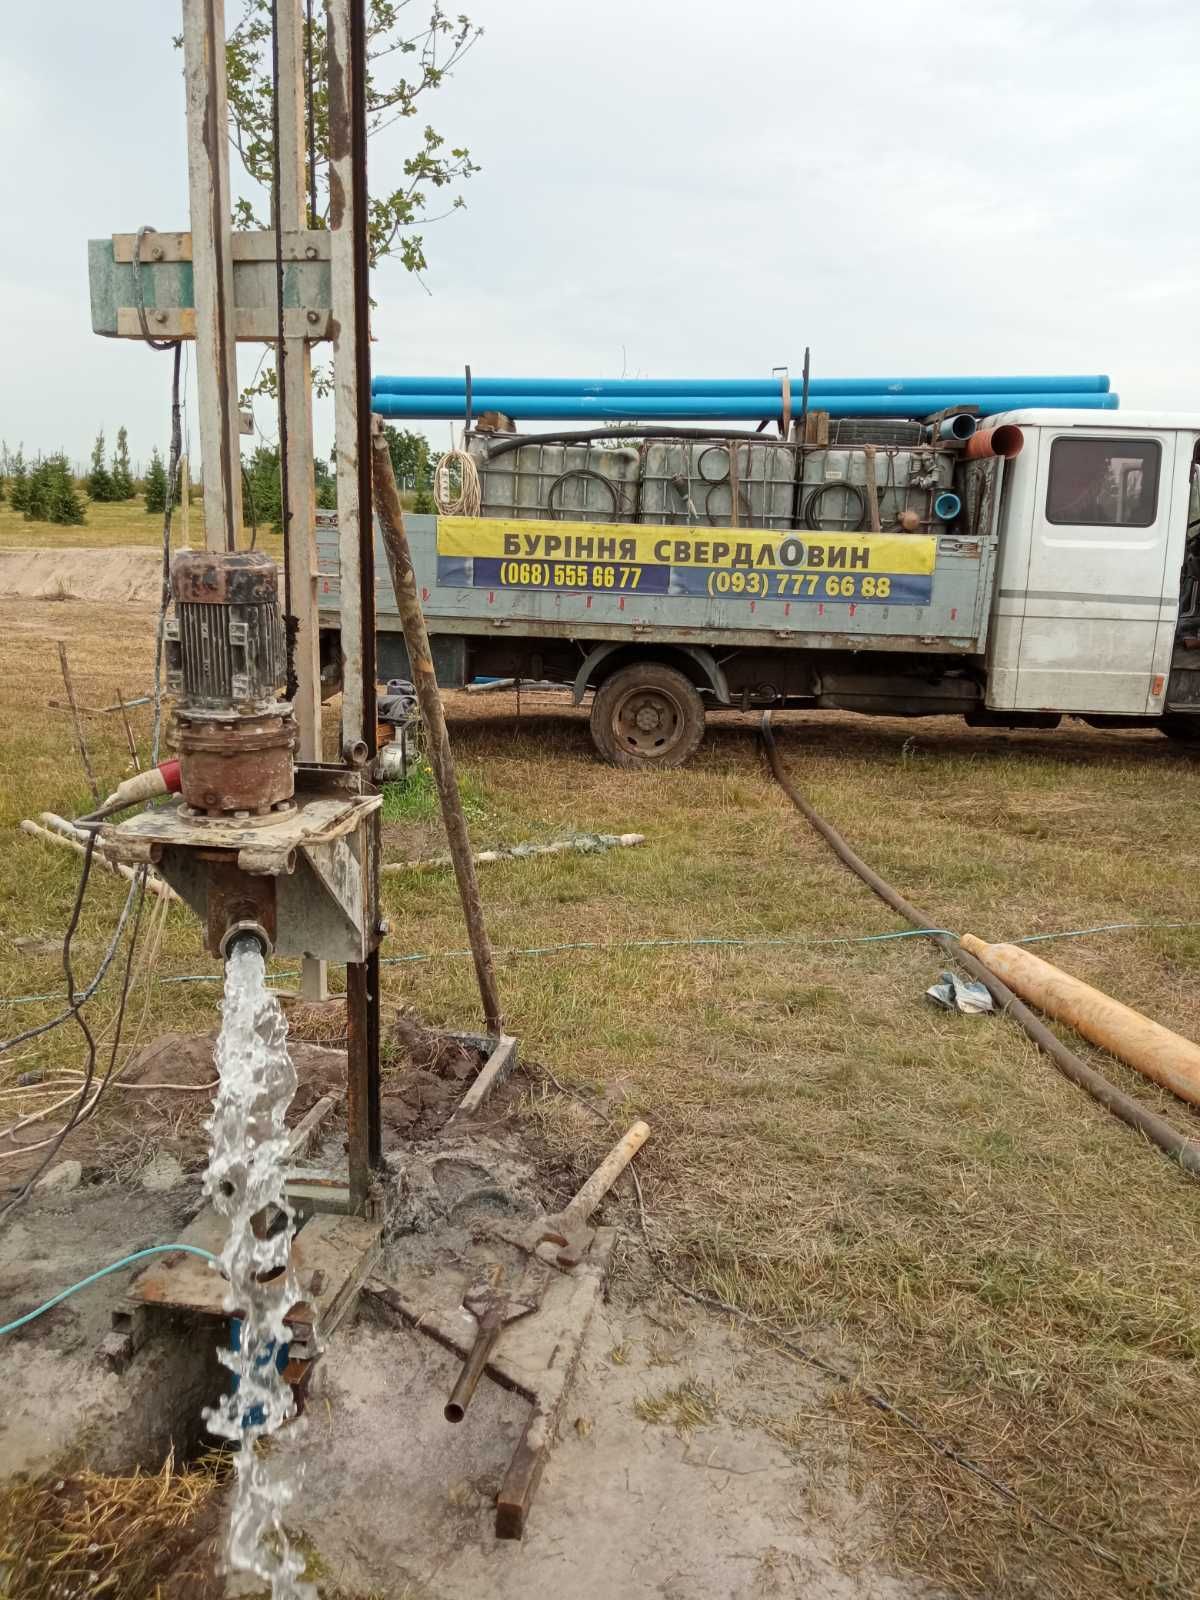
xmin=165 ymin=551 xmax=297 ymax=820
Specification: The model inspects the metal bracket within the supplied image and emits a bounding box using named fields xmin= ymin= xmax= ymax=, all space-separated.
xmin=112 ymin=229 xmax=332 ymax=264
xmin=115 ymin=307 xmax=333 ymax=341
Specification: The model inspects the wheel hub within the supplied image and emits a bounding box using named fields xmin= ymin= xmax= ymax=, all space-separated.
xmin=615 ymin=688 xmax=682 ymax=755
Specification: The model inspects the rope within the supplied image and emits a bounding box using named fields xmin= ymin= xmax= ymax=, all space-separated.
xmin=432 ymin=449 xmax=481 ymax=516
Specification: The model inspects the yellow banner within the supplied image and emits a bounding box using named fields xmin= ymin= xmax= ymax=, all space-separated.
xmin=437 ymin=516 xmax=936 ymax=576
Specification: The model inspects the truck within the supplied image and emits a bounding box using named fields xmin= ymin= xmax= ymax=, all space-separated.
xmin=316 ymin=410 xmax=1200 ymax=766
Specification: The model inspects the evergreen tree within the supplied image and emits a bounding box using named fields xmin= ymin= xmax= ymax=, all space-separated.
xmin=87 ymin=429 xmax=115 ymax=503
xmin=46 ymin=459 xmax=86 ymax=526
xmin=143 ymin=448 xmax=168 ymax=514
xmin=111 ymin=426 xmax=135 ymax=500
xmin=412 ymin=485 xmax=436 ymax=514
xmin=8 ymin=449 xmax=28 ymax=514
xmin=26 ymin=455 xmax=85 ymax=526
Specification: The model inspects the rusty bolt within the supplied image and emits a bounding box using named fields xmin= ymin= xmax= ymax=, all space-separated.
xmin=154 ymin=311 xmax=168 ymax=325
xmin=306 ymin=309 xmax=320 ymax=325
xmin=150 ymin=245 xmax=164 ymax=261
xmin=305 ymin=245 xmax=318 ymax=260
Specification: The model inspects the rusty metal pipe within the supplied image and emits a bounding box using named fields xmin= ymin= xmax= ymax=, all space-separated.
xmin=964 ymin=425 xmax=1024 ymax=461
xmin=444 ymin=1315 xmax=503 ymax=1423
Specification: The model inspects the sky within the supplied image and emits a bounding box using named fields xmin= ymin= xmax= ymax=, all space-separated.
xmin=2 ymin=0 xmax=1199 ymax=472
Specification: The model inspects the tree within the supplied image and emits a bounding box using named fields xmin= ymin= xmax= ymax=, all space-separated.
xmin=87 ymin=429 xmax=115 ymax=503
xmin=383 ymin=425 xmax=432 ymax=492
xmin=143 ymin=448 xmax=178 ymax=514
xmin=26 ymin=455 xmax=85 ymax=526
xmin=242 ymin=444 xmax=283 ymax=533
xmin=111 ymin=426 xmax=135 ymax=500
xmin=8 ymin=449 xmax=29 ymax=514
xmin=314 ymin=452 xmax=338 ymax=511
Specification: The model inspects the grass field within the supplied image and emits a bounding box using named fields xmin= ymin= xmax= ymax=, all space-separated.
xmin=3 ymin=560 xmax=1200 ymax=1597
xmin=0 ymin=495 xmax=284 ymax=557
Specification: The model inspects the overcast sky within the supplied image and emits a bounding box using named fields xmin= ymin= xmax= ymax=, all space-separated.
xmin=2 ymin=0 xmax=1198 ymax=472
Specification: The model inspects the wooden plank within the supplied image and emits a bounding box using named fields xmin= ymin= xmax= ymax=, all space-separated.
xmin=112 ymin=229 xmax=330 ymax=264
xmin=115 ymin=307 xmax=332 ymax=341
xmin=276 ymin=0 xmax=325 ymax=1005
xmin=449 ymin=1034 xmax=519 ymax=1122
xmin=128 ymin=1206 xmax=229 ymax=1315
xmin=289 ymin=1212 xmax=382 ymax=1335
xmin=326 ymin=0 xmax=367 ymax=757
xmin=285 ymin=1093 xmax=338 ymax=1159
xmin=128 ymin=1205 xmax=381 ymax=1329
xmin=181 ymin=0 xmax=243 ymax=550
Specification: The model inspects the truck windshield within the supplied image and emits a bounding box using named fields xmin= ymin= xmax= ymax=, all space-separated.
xmin=1045 ymin=437 xmax=1160 ymax=528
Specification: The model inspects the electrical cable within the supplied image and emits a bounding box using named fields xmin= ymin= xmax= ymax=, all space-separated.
xmin=759 ymin=711 xmax=1200 ymax=1178
xmin=0 ymin=1244 xmax=219 ymax=1338
xmin=432 ymin=448 xmax=481 ymax=515
xmin=0 ymin=311 xmax=179 ymax=1227
xmin=9 ymin=915 xmax=1200 ymax=1009
xmin=0 ymin=835 xmax=101 ymax=1224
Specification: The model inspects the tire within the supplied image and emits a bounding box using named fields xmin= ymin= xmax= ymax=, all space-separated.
xmin=589 ymin=663 xmax=706 ymax=769
xmin=1159 ymin=713 xmax=1200 ymax=745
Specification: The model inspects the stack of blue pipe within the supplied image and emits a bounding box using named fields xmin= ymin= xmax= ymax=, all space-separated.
xmin=370 ymin=373 xmax=1117 ymax=423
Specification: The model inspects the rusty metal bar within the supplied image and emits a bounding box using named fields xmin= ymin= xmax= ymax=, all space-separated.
xmin=345 ymin=954 xmax=381 ymax=1210
xmin=370 ymin=422 xmax=504 ymax=1035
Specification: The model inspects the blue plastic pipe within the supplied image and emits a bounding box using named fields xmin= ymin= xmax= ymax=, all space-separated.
xmin=933 ymin=492 xmax=963 ymax=521
xmin=370 ymin=373 xmax=1111 ymax=398
xmin=371 ymin=391 xmax=1119 ymax=422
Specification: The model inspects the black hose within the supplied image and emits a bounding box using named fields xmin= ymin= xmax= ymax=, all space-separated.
xmin=759 ymin=712 xmax=1200 ymax=1179
xmin=546 ymin=469 xmax=620 ymax=520
xmin=803 ymin=479 xmax=868 ymax=533
xmin=485 ymin=426 xmax=798 ymax=461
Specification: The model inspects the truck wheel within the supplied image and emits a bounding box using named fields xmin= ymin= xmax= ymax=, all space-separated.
xmin=1160 ymin=713 xmax=1200 ymax=744
xmin=590 ymin=663 xmax=705 ymax=768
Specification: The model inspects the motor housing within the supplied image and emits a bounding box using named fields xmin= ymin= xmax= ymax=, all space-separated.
xmin=165 ymin=550 xmax=297 ymax=819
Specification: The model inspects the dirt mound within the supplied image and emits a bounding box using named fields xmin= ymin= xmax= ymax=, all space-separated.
xmin=0 ymin=547 xmax=164 ymax=605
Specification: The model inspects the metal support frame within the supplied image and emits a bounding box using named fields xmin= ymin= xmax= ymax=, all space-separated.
xmin=327 ymin=0 xmax=382 ymax=1206
xmin=180 ymin=0 xmax=243 ymax=552
xmin=326 ymin=0 xmax=377 ymax=766
xmin=277 ymin=0 xmax=329 ymax=1003
xmin=99 ymin=0 xmax=383 ymax=1211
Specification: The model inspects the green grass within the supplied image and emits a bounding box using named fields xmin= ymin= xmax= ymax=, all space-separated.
xmin=0 ymin=495 xmax=283 ymax=556
xmin=379 ymin=761 xmax=488 ymax=825
xmin=3 ymin=598 xmax=1200 ymax=1597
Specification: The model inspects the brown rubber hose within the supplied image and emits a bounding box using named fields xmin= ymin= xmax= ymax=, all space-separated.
xmin=760 ymin=712 xmax=1200 ymax=1178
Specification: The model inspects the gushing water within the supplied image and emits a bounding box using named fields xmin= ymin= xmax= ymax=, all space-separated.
xmin=204 ymin=936 xmax=313 ymax=1599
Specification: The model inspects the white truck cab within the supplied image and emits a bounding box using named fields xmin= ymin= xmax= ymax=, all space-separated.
xmin=985 ymin=410 xmax=1200 ymax=720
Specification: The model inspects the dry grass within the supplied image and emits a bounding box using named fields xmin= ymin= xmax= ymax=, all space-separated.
xmin=4 ymin=587 xmax=1200 ymax=1596
xmin=0 ymin=1452 xmax=229 ymax=1599
xmin=634 ymin=1377 xmax=721 ymax=1431
xmin=0 ymin=497 xmax=282 ymax=557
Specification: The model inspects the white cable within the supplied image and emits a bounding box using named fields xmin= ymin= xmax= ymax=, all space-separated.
xmin=432 ymin=449 xmax=481 ymax=516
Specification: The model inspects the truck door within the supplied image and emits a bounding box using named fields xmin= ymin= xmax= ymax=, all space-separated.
xmin=1010 ymin=428 xmax=1179 ymax=713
